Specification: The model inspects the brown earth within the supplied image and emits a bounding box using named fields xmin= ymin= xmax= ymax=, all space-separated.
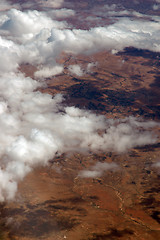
xmin=0 ymin=49 xmax=159 ymax=240
xmin=1 ymin=1 xmax=160 ymax=239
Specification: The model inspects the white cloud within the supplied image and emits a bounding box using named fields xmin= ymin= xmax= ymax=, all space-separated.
xmin=0 ymin=0 xmax=19 ymax=11
xmin=104 ymin=4 xmax=117 ymax=11
xmin=87 ymin=62 xmax=97 ymax=72
xmin=19 ymin=0 xmax=64 ymax=10
xmin=0 ymin=9 xmax=67 ymax=43
xmin=68 ymin=64 xmax=84 ymax=76
xmin=1 ymin=9 xmax=160 ymax=75
xmin=35 ymin=18 xmax=160 ymax=62
xmin=0 ymin=6 xmax=159 ymax=201
xmin=38 ymin=0 xmax=64 ymax=9
xmin=78 ymin=162 xmax=118 ymax=178
xmin=153 ymin=4 xmax=160 ymax=10
xmin=91 ymin=3 xmax=150 ymax=21
xmin=153 ymin=162 xmax=160 ymax=167
xmin=85 ymin=16 xmax=102 ymax=22
xmin=34 ymin=65 xmax=64 ymax=79
xmin=49 ymin=8 xmax=75 ymax=19
xmin=0 ymin=82 xmax=158 ymax=201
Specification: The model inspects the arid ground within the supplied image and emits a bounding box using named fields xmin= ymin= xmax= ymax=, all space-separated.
xmin=0 ymin=1 xmax=160 ymax=240
xmin=0 ymin=49 xmax=159 ymax=240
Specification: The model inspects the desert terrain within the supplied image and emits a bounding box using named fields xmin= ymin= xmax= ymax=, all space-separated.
xmin=0 ymin=49 xmax=159 ymax=240
xmin=0 ymin=0 xmax=160 ymax=240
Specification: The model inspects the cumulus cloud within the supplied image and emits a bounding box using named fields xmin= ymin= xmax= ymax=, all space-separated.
xmin=0 ymin=9 xmax=67 ymax=41
xmin=0 ymin=88 xmax=158 ymax=201
xmin=0 ymin=37 xmax=20 ymax=73
xmin=1 ymin=9 xmax=160 ymax=75
xmin=27 ymin=18 xmax=160 ymax=65
xmin=78 ymin=162 xmax=118 ymax=178
xmin=34 ymin=65 xmax=64 ymax=79
xmin=0 ymin=6 xmax=159 ymax=201
xmin=68 ymin=64 xmax=84 ymax=76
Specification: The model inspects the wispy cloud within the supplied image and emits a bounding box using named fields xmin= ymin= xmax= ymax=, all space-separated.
xmin=78 ymin=162 xmax=118 ymax=178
